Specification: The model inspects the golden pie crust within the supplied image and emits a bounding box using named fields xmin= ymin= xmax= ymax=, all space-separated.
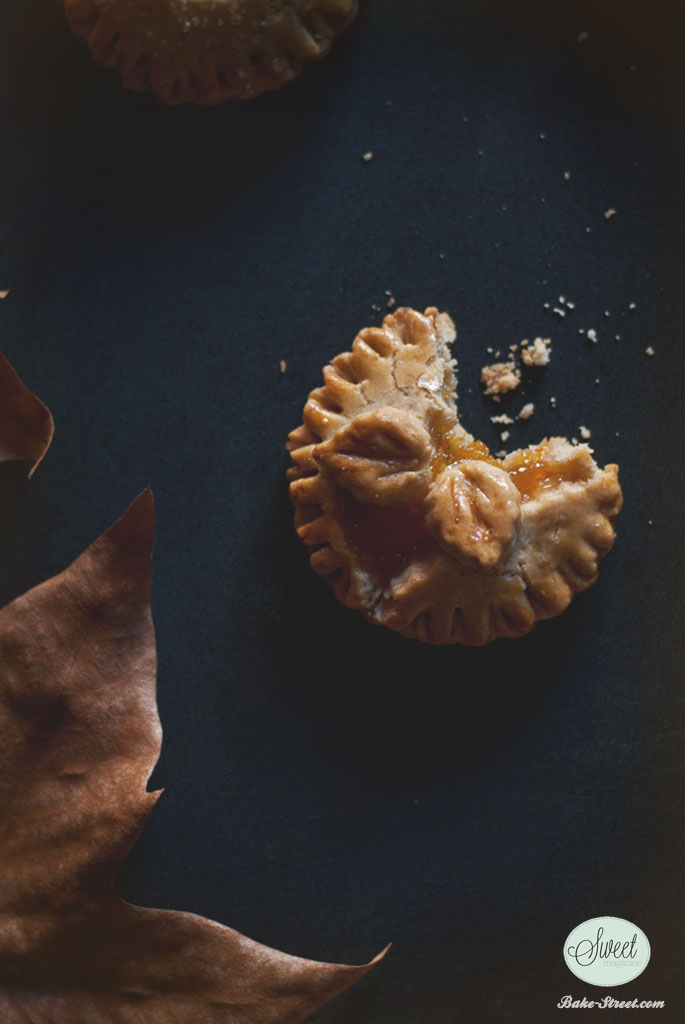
xmin=59 ymin=0 xmax=358 ymax=104
xmin=287 ymin=307 xmax=623 ymax=645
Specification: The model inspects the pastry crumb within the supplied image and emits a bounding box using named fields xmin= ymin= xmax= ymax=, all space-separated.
xmin=479 ymin=358 xmax=520 ymax=393
xmin=518 ymin=403 xmax=535 ymax=420
xmin=577 ymin=30 xmax=589 ymax=43
xmin=0 ymin=290 xmax=8 ymax=300
xmin=480 ymin=361 xmax=521 ymax=396
xmin=628 ymin=302 xmax=637 ymax=311
xmin=579 ymin=425 xmax=591 ymax=440
xmin=604 ymin=208 xmax=617 ymax=220
xmin=645 ymin=346 xmax=655 ymax=356
xmin=563 ymin=171 xmax=571 ymax=180
xmin=501 ymin=429 xmax=510 ymax=442
xmin=491 ymin=413 xmax=513 ymax=425
xmin=550 ymin=396 xmax=557 ymax=407
xmin=586 ymin=328 xmax=598 ymax=343
xmin=279 ymin=360 xmax=287 ymax=374
xmin=521 ymin=337 xmax=552 ymax=366
xmin=362 ymin=151 xmax=373 ymax=162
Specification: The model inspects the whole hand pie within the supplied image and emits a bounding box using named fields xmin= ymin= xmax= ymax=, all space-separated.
xmin=59 ymin=0 xmax=358 ymax=104
xmin=287 ymin=307 xmax=622 ymax=645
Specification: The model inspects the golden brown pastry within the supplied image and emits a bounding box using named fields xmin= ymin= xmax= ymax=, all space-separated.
xmin=59 ymin=0 xmax=359 ymax=104
xmin=287 ymin=308 xmax=622 ymax=645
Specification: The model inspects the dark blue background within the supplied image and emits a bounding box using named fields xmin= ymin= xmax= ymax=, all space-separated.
xmin=1 ymin=0 xmax=684 ymax=1020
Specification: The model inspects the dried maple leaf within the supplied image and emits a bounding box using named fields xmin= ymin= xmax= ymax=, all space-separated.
xmin=0 ymin=490 xmax=383 ymax=1022
xmin=0 ymin=354 xmax=54 ymax=475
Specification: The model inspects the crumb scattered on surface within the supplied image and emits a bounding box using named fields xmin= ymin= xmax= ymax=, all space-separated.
xmin=0 ymin=290 xmax=8 ymax=299
xmin=279 ymin=360 xmax=287 ymax=374
xmin=563 ymin=171 xmax=571 ymax=180
xmin=518 ymin=403 xmax=535 ymax=420
xmin=577 ymin=30 xmax=589 ymax=43
xmin=501 ymin=430 xmax=510 ymax=441
xmin=586 ymin=328 xmax=598 ymax=343
xmin=615 ymin=334 xmax=621 ymax=340
xmin=553 ymin=307 xmax=566 ymax=318
xmin=481 ymin=361 xmax=521 ymax=396
xmin=604 ymin=310 xmax=610 ymax=317
xmin=550 ymin=396 xmax=557 ymax=407
xmin=371 ymin=303 xmax=381 ymax=312
xmin=491 ymin=413 xmax=513 ymax=425
xmin=645 ymin=346 xmax=655 ymax=356
xmin=604 ymin=208 xmax=617 ymax=220
xmin=579 ymin=425 xmax=592 ymax=440
xmin=439 ymin=253 xmax=445 ymax=260
xmin=521 ymin=337 xmax=552 ymax=366
xmin=362 ymin=151 xmax=373 ymax=162
xmin=629 ymin=302 xmax=637 ymax=311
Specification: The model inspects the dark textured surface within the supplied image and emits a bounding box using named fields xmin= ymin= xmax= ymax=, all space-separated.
xmin=1 ymin=0 xmax=684 ymax=1020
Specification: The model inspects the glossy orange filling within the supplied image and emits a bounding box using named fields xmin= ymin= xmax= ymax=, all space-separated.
xmin=505 ymin=446 xmax=586 ymax=501
xmin=430 ymin=435 xmax=498 ymax=475
xmin=431 ymin=427 xmax=582 ymax=502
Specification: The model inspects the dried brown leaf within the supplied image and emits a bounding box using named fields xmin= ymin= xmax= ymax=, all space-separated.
xmin=0 ymin=354 xmax=54 ymax=475
xmin=0 ymin=490 xmax=383 ymax=1022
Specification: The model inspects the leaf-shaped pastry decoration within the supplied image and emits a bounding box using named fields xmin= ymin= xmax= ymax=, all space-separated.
xmin=0 ymin=353 xmax=54 ymax=475
xmin=314 ymin=407 xmax=432 ymax=505
xmin=425 ymin=460 xmax=521 ymax=573
xmin=0 ymin=489 xmax=383 ymax=1022
xmin=59 ymin=0 xmax=359 ymax=105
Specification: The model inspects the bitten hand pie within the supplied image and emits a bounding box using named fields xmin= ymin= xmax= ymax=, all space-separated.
xmin=287 ymin=307 xmax=622 ymax=645
xmin=59 ymin=0 xmax=358 ymax=104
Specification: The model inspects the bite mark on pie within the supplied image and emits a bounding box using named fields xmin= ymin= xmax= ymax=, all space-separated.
xmin=287 ymin=307 xmax=622 ymax=645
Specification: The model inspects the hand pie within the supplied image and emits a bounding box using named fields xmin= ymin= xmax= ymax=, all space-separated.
xmin=287 ymin=308 xmax=623 ymax=645
xmin=59 ymin=0 xmax=358 ymax=104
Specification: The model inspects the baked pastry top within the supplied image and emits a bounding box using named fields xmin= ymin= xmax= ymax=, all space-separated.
xmin=60 ymin=0 xmax=358 ymax=104
xmin=287 ymin=307 xmax=622 ymax=645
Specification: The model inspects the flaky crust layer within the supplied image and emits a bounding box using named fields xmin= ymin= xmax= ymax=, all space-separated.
xmin=59 ymin=0 xmax=358 ymax=104
xmin=287 ymin=307 xmax=623 ymax=645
